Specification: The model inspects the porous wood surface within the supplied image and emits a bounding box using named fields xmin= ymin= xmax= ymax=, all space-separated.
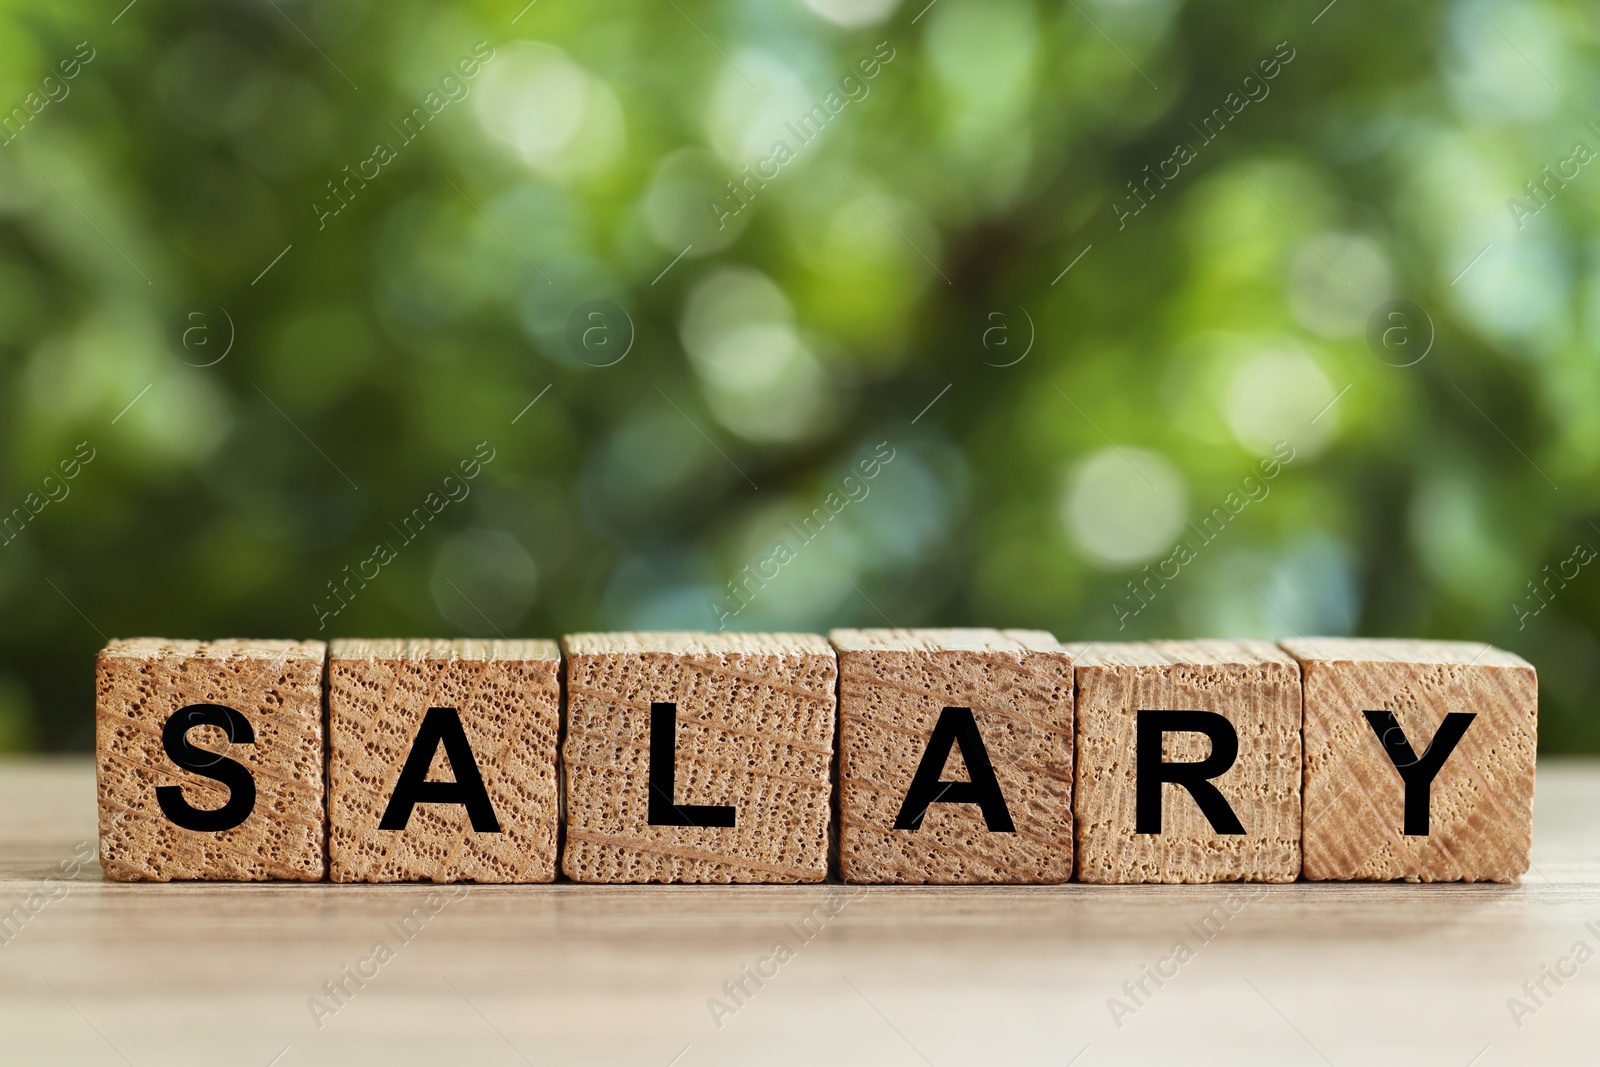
xmin=1281 ymin=637 xmax=1537 ymax=883
xmin=832 ymin=628 xmax=1074 ymax=883
xmin=327 ymin=639 xmax=561 ymax=884
xmin=1069 ymin=640 xmax=1303 ymax=884
xmin=94 ymin=638 xmax=326 ymax=881
xmin=561 ymin=632 xmax=836 ymax=883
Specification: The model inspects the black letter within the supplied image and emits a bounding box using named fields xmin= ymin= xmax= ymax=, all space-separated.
xmin=647 ymin=702 xmax=735 ymax=827
xmin=1363 ymin=710 xmax=1476 ymax=836
xmin=1135 ymin=710 xmax=1245 ymax=834
xmin=379 ymin=707 xmax=501 ymax=832
xmin=156 ymin=704 xmax=256 ymax=832
xmin=893 ymin=706 xmax=1015 ymax=832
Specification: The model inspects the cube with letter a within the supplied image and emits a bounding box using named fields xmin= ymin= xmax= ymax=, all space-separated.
xmin=560 ymin=632 xmax=836 ymax=883
xmin=95 ymin=638 xmax=327 ymax=881
xmin=1281 ymin=637 xmax=1536 ymax=883
xmin=1070 ymin=640 xmax=1302 ymax=884
xmin=327 ymin=638 xmax=561 ymax=883
xmin=832 ymin=628 xmax=1074 ymax=884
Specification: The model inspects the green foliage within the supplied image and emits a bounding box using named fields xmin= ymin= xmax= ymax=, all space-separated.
xmin=0 ymin=0 xmax=1594 ymax=751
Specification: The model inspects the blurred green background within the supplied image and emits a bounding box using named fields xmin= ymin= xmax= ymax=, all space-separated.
xmin=0 ymin=0 xmax=1593 ymax=752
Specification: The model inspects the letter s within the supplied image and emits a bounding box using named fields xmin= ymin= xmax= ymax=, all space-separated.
xmin=155 ymin=705 xmax=257 ymax=832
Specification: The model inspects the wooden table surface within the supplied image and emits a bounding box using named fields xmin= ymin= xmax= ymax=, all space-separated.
xmin=2 ymin=757 xmax=1597 ymax=1066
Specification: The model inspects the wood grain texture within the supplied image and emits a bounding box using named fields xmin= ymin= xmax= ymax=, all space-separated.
xmin=1069 ymin=640 xmax=1302 ymax=884
xmin=832 ymin=628 xmax=1074 ymax=883
xmin=327 ymin=639 xmax=561 ymax=884
xmin=560 ymin=632 xmax=837 ymax=883
xmin=1281 ymin=637 xmax=1536 ymax=883
xmin=94 ymin=638 xmax=326 ymax=882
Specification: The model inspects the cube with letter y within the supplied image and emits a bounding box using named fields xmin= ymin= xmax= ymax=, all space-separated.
xmin=95 ymin=638 xmax=327 ymax=881
xmin=327 ymin=639 xmax=561 ymax=883
xmin=832 ymin=628 xmax=1075 ymax=883
xmin=1070 ymin=640 xmax=1303 ymax=883
xmin=561 ymin=632 xmax=836 ymax=883
xmin=1280 ymin=638 xmax=1536 ymax=883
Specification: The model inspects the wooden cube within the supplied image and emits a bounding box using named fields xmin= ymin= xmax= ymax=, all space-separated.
xmin=1281 ymin=637 xmax=1536 ymax=883
xmin=560 ymin=632 xmax=836 ymax=883
xmin=1070 ymin=640 xmax=1302 ymax=884
xmin=832 ymin=628 xmax=1074 ymax=883
xmin=95 ymin=638 xmax=326 ymax=881
xmin=327 ymin=639 xmax=561 ymax=883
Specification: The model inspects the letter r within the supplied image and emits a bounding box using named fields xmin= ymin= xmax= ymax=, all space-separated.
xmin=1135 ymin=710 xmax=1245 ymax=834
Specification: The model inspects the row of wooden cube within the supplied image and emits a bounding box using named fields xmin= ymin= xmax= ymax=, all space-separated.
xmin=94 ymin=631 xmax=1537 ymax=884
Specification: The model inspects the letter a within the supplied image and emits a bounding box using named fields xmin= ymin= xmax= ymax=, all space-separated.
xmin=379 ymin=707 xmax=501 ymax=832
xmin=893 ymin=707 xmax=1015 ymax=832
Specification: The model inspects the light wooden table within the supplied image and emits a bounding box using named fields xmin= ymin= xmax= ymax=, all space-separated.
xmin=2 ymin=757 xmax=1596 ymax=1066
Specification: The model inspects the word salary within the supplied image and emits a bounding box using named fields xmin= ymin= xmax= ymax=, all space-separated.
xmin=147 ymin=697 xmax=1482 ymax=876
